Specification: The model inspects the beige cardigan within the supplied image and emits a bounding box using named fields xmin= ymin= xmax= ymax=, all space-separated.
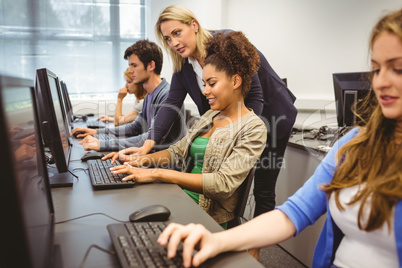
xmin=167 ymin=109 xmax=267 ymax=224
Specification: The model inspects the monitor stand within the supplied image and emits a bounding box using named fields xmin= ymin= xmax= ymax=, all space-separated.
xmin=48 ymin=167 xmax=73 ymax=188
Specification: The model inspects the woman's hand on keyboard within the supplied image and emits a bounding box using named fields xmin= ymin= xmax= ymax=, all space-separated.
xmin=103 ymin=147 xmax=141 ymax=164
xmin=157 ymin=223 xmax=221 ymax=267
xmin=110 ymin=164 xmax=159 ymax=183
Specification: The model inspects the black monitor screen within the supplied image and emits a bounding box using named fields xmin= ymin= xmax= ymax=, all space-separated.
xmin=36 ymin=68 xmax=71 ymax=173
xmin=60 ymin=80 xmax=73 ymax=124
xmin=0 ymin=75 xmax=55 ymax=268
xmin=49 ymin=74 xmax=71 ymax=145
xmin=333 ymin=72 xmax=371 ymax=127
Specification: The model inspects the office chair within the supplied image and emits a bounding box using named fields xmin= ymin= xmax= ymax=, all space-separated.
xmin=227 ymin=165 xmax=256 ymax=229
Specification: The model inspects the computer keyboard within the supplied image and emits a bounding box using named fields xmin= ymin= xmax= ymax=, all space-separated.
xmin=13 ymin=128 xmax=35 ymax=140
xmin=107 ymin=222 xmax=185 ymax=268
xmin=86 ymin=120 xmax=105 ymax=128
xmin=87 ymin=159 xmax=134 ymax=189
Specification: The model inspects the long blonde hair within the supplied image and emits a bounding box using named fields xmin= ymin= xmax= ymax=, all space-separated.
xmin=322 ymin=9 xmax=402 ymax=231
xmin=155 ymin=5 xmax=212 ymax=73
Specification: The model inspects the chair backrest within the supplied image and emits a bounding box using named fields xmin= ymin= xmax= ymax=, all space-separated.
xmin=227 ymin=165 xmax=256 ymax=228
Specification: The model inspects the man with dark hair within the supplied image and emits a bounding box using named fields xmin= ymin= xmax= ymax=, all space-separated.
xmin=71 ymin=40 xmax=184 ymax=152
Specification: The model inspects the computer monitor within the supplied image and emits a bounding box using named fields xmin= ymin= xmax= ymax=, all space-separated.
xmin=0 ymin=75 xmax=62 ymax=267
xmin=35 ymin=68 xmax=73 ymax=187
xmin=333 ymin=72 xmax=372 ymax=127
xmin=59 ymin=80 xmax=73 ymax=125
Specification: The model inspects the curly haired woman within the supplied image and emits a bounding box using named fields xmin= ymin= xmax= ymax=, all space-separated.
xmin=109 ymin=32 xmax=267 ymax=229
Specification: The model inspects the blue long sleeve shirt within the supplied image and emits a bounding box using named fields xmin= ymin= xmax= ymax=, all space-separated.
xmin=277 ymin=128 xmax=402 ymax=267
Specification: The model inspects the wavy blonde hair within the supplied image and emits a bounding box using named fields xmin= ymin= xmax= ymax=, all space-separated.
xmin=155 ymin=5 xmax=212 ymax=73
xmin=322 ymin=9 xmax=402 ymax=232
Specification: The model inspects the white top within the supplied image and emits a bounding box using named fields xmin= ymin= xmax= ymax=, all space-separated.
xmin=329 ymin=184 xmax=398 ymax=268
xmin=188 ymin=56 xmax=205 ymax=93
xmin=133 ymin=98 xmax=144 ymax=113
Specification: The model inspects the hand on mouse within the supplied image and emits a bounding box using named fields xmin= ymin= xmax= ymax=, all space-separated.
xmin=79 ymin=135 xmax=100 ymax=151
xmin=71 ymin=127 xmax=97 ymax=138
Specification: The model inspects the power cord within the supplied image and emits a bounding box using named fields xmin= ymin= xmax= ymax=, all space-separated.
xmin=79 ymin=244 xmax=116 ymax=268
xmin=72 ymin=167 xmax=88 ymax=174
xmin=55 ymin=213 xmax=127 ymax=267
xmin=68 ymin=169 xmax=79 ymax=179
xmin=55 ymin=212 xmax=128 ymax=225
xmin=329 ymin=126 xmax=351 ymax=147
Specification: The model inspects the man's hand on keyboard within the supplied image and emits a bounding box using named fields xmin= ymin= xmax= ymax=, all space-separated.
xmin=71 ymin=127 xmax=97 ymax=138
xmin=79 ymin=135 xmax=100 ymax=151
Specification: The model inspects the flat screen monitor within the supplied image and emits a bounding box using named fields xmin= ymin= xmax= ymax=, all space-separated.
xmin=0 ymin=75 xmax=61 ymax=267
xmin=59 ymin=80 xmax=73 ymax=126
xmin=333 ymin=72 xmax=371 ymax=127
xmin=35 ymin=68 xmax=73 ymax=187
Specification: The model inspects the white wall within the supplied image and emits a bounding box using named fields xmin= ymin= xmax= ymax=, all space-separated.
xmin=147 ymin=0 xmax=401 ymax=111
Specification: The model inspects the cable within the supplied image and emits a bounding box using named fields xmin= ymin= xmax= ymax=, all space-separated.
xmin=72 ymin=167 xmax=88 ymax=174
xmin=329 ymin=126 xmax=350 ymax=147
xmin=79 ymin=244 xmax=116 ymax=268
xmin=68 ymin=169 xmax=79 ymax=179
xmin=55 ymin=212 xmax=128 ymax=225
xmin=69 ymin=158 xmax=82 ymax=162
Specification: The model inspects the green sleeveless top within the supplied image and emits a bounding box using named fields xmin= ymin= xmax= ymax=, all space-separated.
xmin=184 ymin=136 xmax=227 ymax=229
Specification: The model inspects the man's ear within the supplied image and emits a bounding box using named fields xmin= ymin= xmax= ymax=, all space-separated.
xmin=148 ymin=61 xmax=156 ymax=72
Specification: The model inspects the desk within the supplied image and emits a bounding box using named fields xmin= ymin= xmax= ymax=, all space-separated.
xmin=52 ymin=140 xmax=262 ymax=268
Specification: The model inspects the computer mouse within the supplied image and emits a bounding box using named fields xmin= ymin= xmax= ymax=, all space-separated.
xmin=80 ymin=152 xmax=105 ymax=162
xmin=73 ymin=131 xmax=85 ymax=138
xmin=129 ymin=204 xmax=171 ymax=222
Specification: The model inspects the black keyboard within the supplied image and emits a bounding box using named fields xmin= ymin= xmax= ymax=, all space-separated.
xmin=13 ymin=128 xmax=35 ymax=140
xmin=87 ymin=159 xmax=134 ymax=189
xmin=86 ymin=120 xmax=105 ymax=128
xmin=107 ymin=222 xmax=184 ymax=268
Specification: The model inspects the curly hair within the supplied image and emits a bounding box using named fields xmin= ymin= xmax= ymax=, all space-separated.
xmin=204 ymin=32 xmax=260 ymax=97
xmin=321 ymin=8 xmax=402 ymax=232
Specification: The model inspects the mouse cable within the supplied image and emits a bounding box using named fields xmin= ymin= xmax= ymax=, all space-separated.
xmin=68 ymin=169 xmax=79 ymax=179
xmin=55 ymin=212 xmax=128 ymax=225
xmin=72 ymin=167 xmax=88 ymax=174
xmin=79 ymin=244 xmax=116 ymax=268
xmin=69 ymin=158 xmax=82 ymax=162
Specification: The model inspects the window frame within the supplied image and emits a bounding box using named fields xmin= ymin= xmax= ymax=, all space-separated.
xmin=1 ymin=0 xmax=146 ymax=95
